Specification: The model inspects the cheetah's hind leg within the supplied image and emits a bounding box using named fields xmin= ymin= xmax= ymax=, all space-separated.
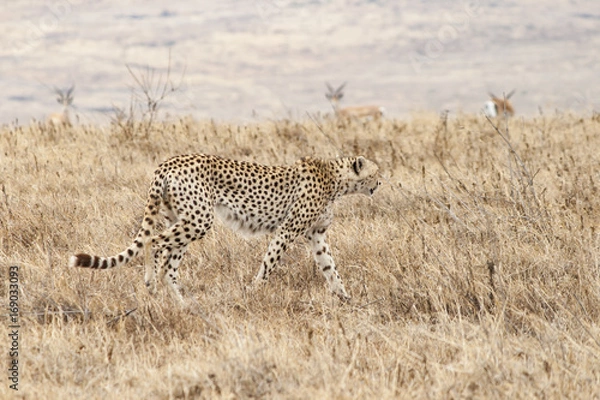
xmin=153 ymin=217 xmax=212 ymax=305
xmin=144 ymin=244 xmax=165 ymax=295
xmin=145 ymin=205 xmax=179 ymax=297
xmin=157 ymin=244 xmax=188 ymax=305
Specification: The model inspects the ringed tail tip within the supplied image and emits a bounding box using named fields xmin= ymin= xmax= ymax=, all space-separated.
xmin=69 ymin=253 xmax=92 ymax=268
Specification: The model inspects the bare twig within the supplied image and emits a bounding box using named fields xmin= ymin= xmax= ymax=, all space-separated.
xmin=305 ymin=111 xmax=342 ymax=157
xmin=353 ymin=297 xmax=384 ymax=310
xmin=484 ymin=113 xmax=540 ymax=207
xmin=107 ymin=307 xmax=138 ymax=326
xmin=119 ymin=49 xmax=185 ymax=138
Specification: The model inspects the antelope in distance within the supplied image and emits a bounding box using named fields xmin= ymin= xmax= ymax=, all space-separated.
xmin=325 ymin=82 xmax=385 ymax=120
xmin=47 ymin=85 xmax=74 ymax=127
xmin=484 ymin=90 xmax=515 ymax=118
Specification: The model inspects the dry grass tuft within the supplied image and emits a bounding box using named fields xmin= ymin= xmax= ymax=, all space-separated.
xmin=1 ymin=113 xmax=599 ymax=398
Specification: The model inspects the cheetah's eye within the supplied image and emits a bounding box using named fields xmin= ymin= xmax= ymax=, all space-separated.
xmin=352 ymin=157 xmax=365 ymax=175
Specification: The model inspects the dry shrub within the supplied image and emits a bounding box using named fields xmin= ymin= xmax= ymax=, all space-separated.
xmin=0 ymin=112 xmax=599 ymax=398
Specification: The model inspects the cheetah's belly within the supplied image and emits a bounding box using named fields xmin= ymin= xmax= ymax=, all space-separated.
xmin=214 ymin=204 xmax=277 ymax=238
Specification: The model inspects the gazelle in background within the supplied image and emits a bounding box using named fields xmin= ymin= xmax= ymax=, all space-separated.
xmin=484 ymin=90 xmax=515 ymax=118
xmin=325 ymin=82 xmax=385 ymax=119
xmin=47 ymin=85 xmax=75 ymax=127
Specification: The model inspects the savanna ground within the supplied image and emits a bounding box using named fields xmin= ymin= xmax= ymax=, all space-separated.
xmin=1 ymin=112 xmax=600 ymax=399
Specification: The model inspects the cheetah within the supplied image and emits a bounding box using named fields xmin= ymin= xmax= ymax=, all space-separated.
xmin=69 ymin=154 xmax=380 ymax=304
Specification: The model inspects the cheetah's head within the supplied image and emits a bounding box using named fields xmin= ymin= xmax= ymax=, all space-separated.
xmin=340 ymin=156 xmax=381 ymax=197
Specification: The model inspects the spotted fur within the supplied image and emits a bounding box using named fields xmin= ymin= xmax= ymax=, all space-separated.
xmin=69 ymin=154 xmax=381 ymax=304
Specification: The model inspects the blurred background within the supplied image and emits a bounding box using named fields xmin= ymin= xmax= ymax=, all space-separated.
xmin=1 ymin=0 xmax=599 ymax=124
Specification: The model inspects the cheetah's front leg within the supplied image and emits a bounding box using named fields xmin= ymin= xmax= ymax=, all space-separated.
xmin=306 ymin=226 xmax=350 ymax=301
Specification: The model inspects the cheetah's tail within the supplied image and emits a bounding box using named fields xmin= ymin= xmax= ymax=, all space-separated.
xmin=68 ymin=236 xmax=145 ymax=270
xmin=69 ymin=170 xmax=165 ymax=271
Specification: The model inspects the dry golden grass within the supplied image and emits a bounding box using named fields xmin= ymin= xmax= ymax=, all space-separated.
xmin=1 ymin=113 xmax=600 ymax=399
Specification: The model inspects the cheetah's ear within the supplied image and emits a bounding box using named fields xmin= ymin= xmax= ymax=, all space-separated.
xmin=352 ymin=156 xmax=365 ymax=175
